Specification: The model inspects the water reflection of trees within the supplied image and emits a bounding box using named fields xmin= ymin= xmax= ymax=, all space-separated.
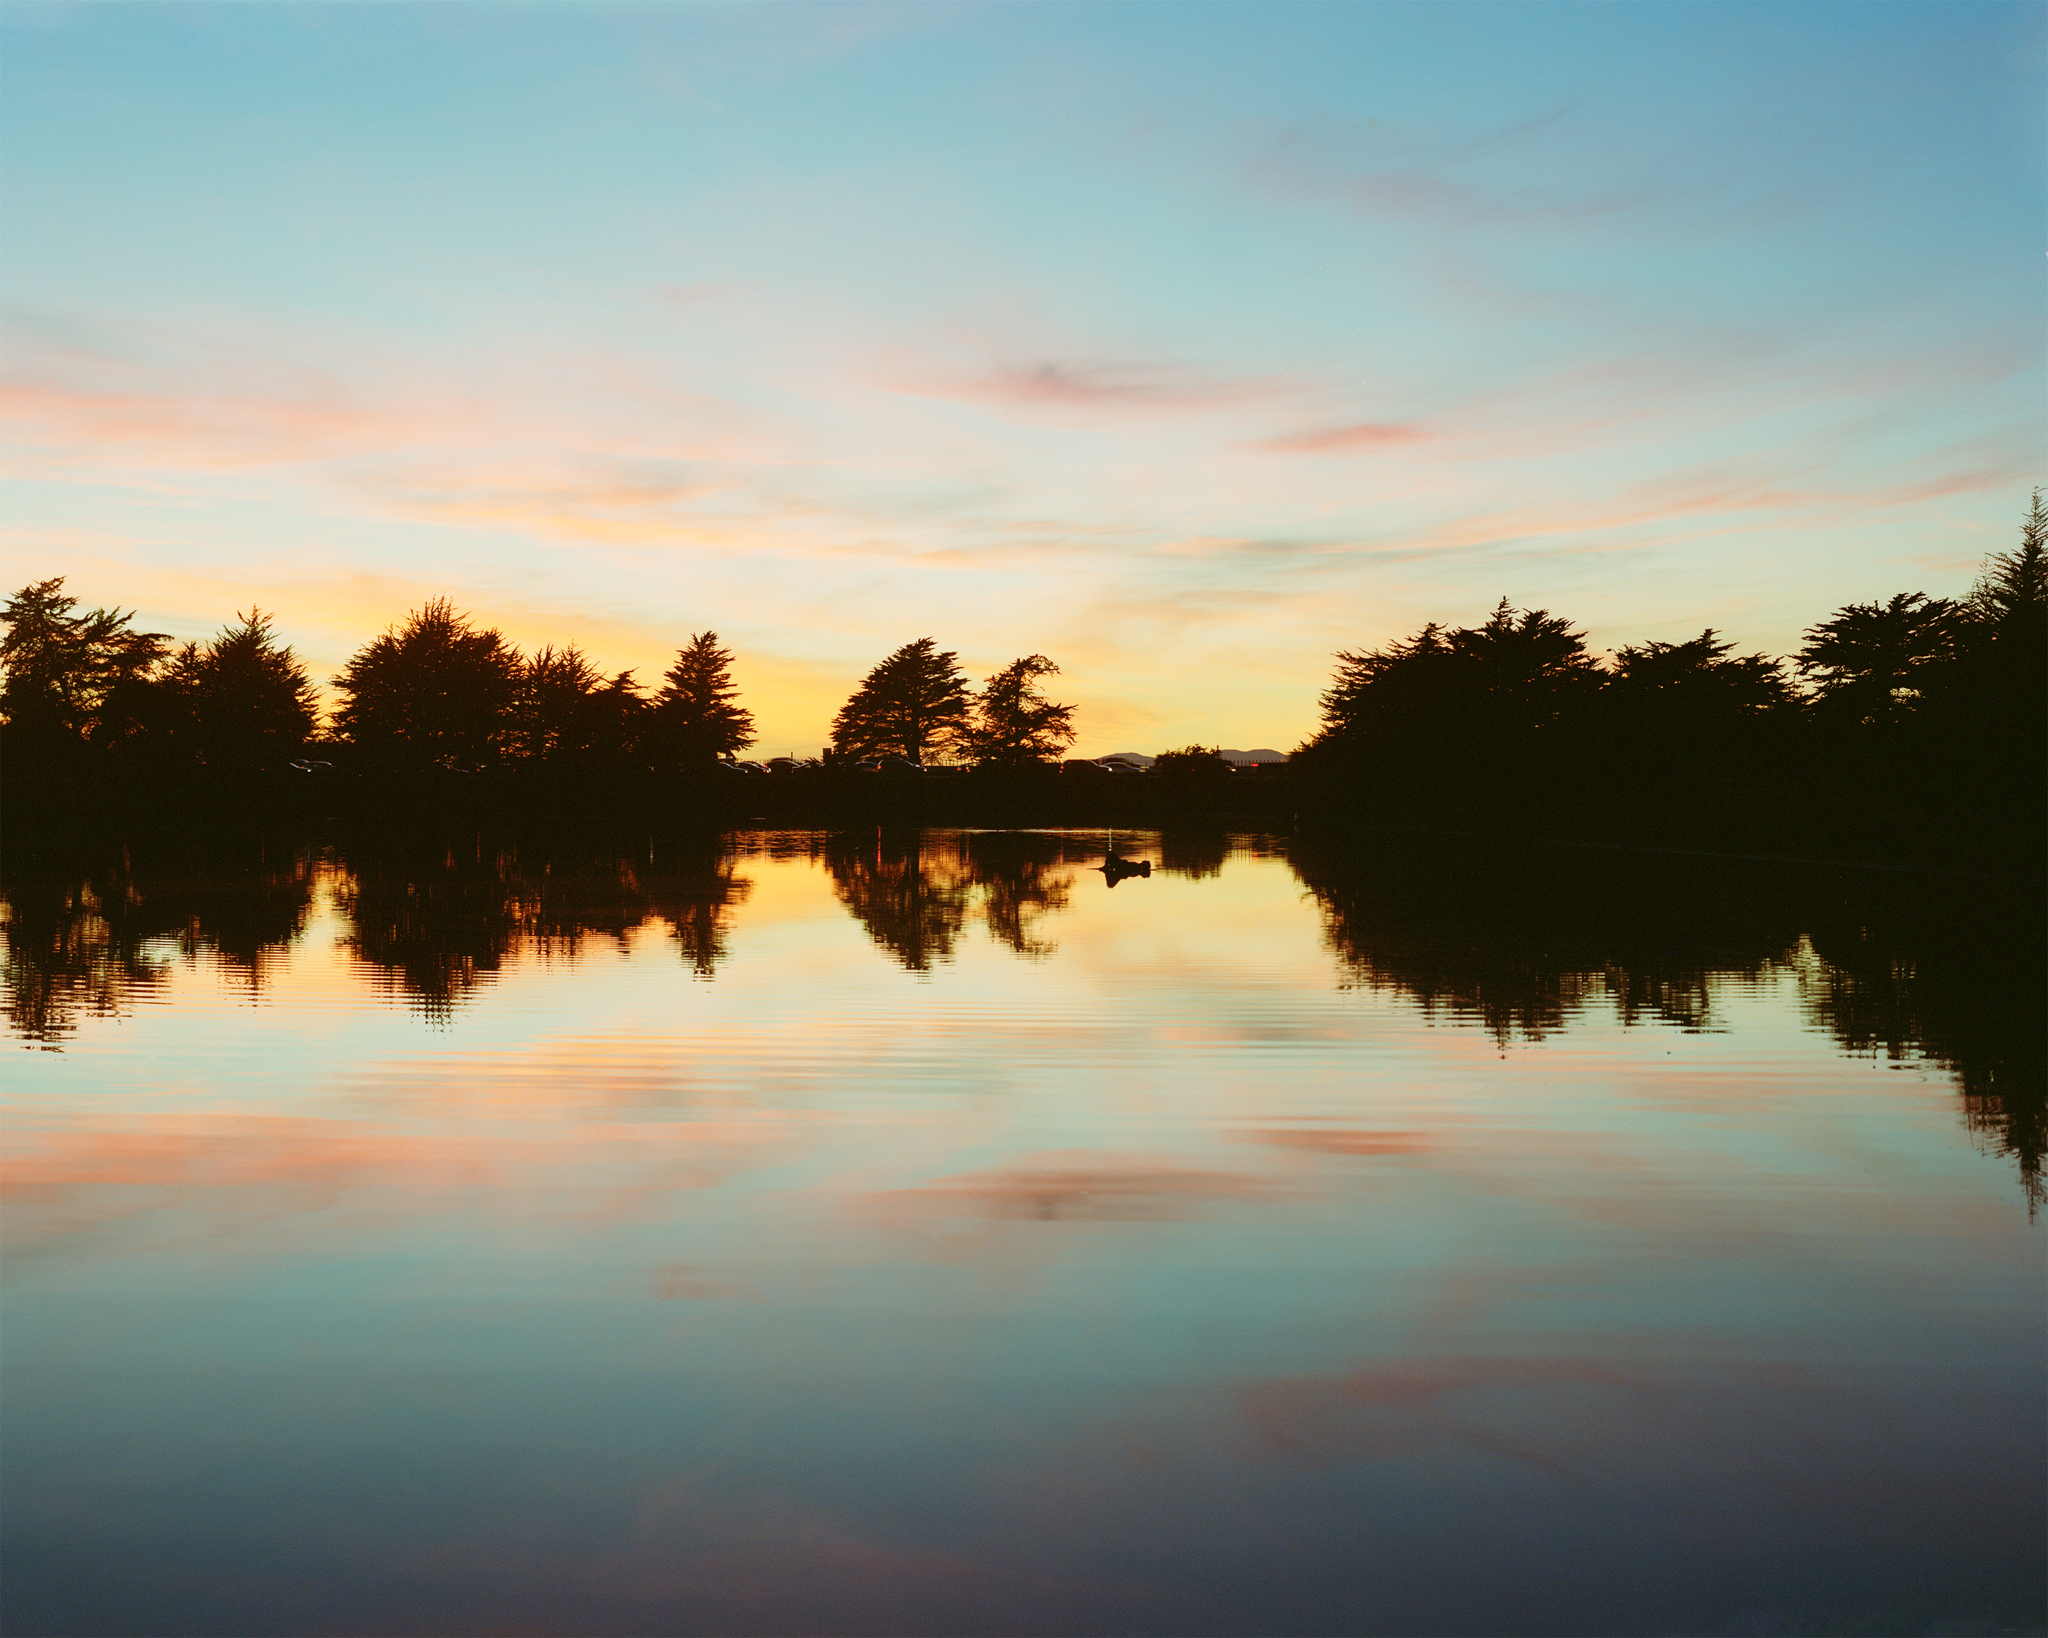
xmin=10 ymin=829 xmax=2035 ymax=1208
xmin=336 ymin=833 xmax=754 ymax=1018
xmin=2 ymin=851 xmax=316 ymax=1046
xmin=1290 ymin=835 xmax=2044 ymax=1208
xmin=2 ymin=832 xmax=756 ymax=1035
xmin=1290 ymin=836 xmax=1804 ymax=1040
xmin=823 ymin=830 xmax=1078 ymax=969
xmin=1802 ymin=906 xmax=2043 ymax=1212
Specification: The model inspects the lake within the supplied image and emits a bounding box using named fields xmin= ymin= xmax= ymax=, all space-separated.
xmin=3 ymin=829 xmax=2042 ymax=1638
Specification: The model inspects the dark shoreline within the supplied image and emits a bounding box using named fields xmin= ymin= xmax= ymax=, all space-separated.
xmin=7 ymin=761 xmax=2043 ymax=885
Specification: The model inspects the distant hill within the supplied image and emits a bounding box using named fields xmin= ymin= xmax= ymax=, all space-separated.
xmin=1097 ymin=749 xmax=1288 ymax=768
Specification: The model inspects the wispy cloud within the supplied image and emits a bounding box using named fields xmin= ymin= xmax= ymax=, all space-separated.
xmin=909 ymin=359 xmax=1288 ymax=416
xmin=1258 ymin=421 xmax=1431 ymax=453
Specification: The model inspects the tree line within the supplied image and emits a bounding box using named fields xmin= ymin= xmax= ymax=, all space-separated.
xmin=1293 ymin=492 xmax=2045 ymax=862
xmin=3 ymin=494 xmax=2041 ymax=840
xmin=0 ymin=590 xmax=1077 ymax=778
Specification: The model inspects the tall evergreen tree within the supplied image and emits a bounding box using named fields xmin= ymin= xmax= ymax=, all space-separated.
xmin=176 ymin=609 xmax=319 ymax=772
xmin=647 ymin=632 xmax=753 ymax=764
xmin=963 ymin=654 xmax=1075 ymax=766
xmin=829 ymin=638 xmax=972 ymax=763
xmin=331 ymin=598 xmax=523 ymax=766
xmin=1965 ymin=489 xmax=2048 ymax=633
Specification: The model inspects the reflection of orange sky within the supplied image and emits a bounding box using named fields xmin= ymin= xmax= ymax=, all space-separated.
xmin=4 ymin=848 xmax=2010 ymax=1292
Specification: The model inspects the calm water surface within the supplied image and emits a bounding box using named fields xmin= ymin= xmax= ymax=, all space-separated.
xmin=3 ymin=831 xmax=2041 ymax=1637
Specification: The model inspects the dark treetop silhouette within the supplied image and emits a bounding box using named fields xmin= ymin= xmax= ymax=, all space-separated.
xmin=828 ymin=638 xmax=974 ymax=764
xmin=961 ymin=654 xmax=1077 ymax=767
xmin=647 ymin=631 xmax=754 ymax=765
xmin=330 ymin=598 xmax=525 ymax=769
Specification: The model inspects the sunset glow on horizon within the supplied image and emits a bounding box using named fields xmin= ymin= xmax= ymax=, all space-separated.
xmin=3 ymin=1 xmax=2040 ymax=755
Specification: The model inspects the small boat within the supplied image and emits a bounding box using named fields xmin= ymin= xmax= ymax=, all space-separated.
xmin=1093 ymin=830 xmax=1152 ymax=886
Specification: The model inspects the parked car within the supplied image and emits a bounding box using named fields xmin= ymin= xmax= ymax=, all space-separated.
xmin=855 ymin=756 xmax=924 ymax=775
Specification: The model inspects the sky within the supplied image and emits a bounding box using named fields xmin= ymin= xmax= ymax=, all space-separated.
xmin=1 ymin=1 xmax=2040 ymax=756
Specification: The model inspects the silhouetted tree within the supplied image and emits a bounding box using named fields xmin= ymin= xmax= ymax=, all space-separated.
xmin=508 ymin=645 xmax=646 ymax=768
xmin=647 ymin=632 xmax=753 ymax=765
xmin=964 ymin=655 xmax=1075 ymax=766
xmin=331 ymin=598 xmax=523 ymax=767
xmin=1312 ymin=601 xmax=1601 ymax=750
xmin=1149 ymin=745 xmax=1236 ymax=792
xmin=0 ymin=579 xmax=171 ymax=771
xmin=1965 ymin=488 xmax=2048 ymax=629
xmin=1797 ymin=591 xmax=1960 ymax=727
xmin=173 ymin=609 xmax=319 ymax=773
xmin=1607 ymin=629 xmax=1791 ymax=716
xmin=1315 ymin=622 xmax=1456 ymax=745
xmin=829 ymin=638 xmax=973 ymax=763
xmin=1299 ymin=600 xmax=1605 ymax=826
xmin=1447 ymin=599 xmax=1604 ymax=727
xmin=1596 ymin=629 xmax=1796 ymax=832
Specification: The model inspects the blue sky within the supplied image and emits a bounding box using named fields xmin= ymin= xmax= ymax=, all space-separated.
xmin=2 ymin=1 xmax=2039 ymax=753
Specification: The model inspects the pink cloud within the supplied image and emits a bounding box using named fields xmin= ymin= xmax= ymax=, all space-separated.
xmin=1259 ymin=420 xmax=1432 ymax=453
xmin=913 ymin=359 xmax=1286 ymax=415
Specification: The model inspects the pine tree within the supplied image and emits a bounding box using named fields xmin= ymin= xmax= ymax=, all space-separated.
xmin=1966 ymin=488 xmax=2048 ymax=629
xmin=829 ymin=638 xmax=973 ymax=763
xmin=648 ymin=632 xmax=753 ymax=765
xmin=963 ymin=654 xmax=1075 ymax=766
xmin=179 ymin=609 xmax=319 ymax=771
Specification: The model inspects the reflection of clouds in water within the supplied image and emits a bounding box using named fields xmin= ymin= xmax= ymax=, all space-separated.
xmin=862 ymin=1151 xmax=1285 ymax=1225
xmin=653 ymin=1263 xmax=763 ymax=1302
xmin=407 ymin=1480 xmax=1152 ymax=1638
xmin=1237 ymin=1126 xmax=1432 ymax=1158
xmin=1 ymin=1074 xmax=801 ymax=1273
